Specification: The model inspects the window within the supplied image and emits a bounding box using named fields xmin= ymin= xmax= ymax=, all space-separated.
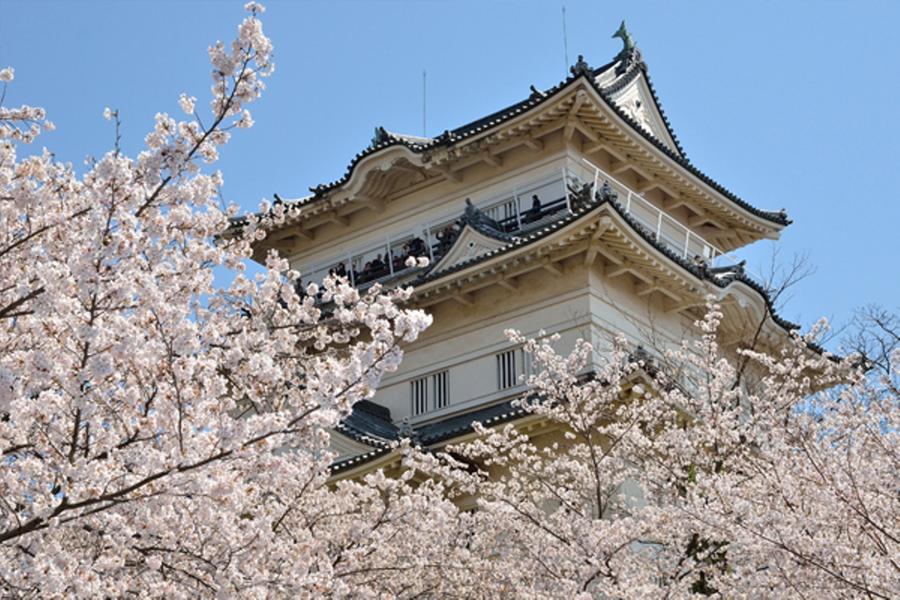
xmin=411 ymin=370 xmax=450 ymax=415
xmin=411 ymin=377 xmax=428 ymax=416
xmin=497 ymin=348 xmax=532 ymax=390
xmin=497 ymin=349 xmax=518 ymax=390
xmin=432 ymin=371 xmax=449 ymax=409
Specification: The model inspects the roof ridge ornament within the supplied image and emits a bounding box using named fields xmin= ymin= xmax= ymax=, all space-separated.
xmin=461 ymin=198 xmax=505 ymax=233
xmin=569 ymin=54 xmax=592 ymax=78
xmin=371 ymin=126 xmax=390 ymax=147
xmin=529 ymin=84 xmax=547 ymax=99
xmin=612 ymin=20 xmax=643 ymax=75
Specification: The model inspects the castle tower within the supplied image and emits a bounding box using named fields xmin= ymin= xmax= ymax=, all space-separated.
xmin=250 ymin=28 xmax=796 ymax=475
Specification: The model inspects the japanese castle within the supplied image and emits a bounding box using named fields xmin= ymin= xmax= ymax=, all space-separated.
xmin=251 ymin=26 xmax=796 ymax=477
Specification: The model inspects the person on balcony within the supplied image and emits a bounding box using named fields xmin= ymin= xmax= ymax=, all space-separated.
xmin=371 ymin=254 xmax=386 ymax=277
xmin=525 ymin=194 xmax=542 ymax=223
xmin=409 ymin=236 xmax=427 ymax=258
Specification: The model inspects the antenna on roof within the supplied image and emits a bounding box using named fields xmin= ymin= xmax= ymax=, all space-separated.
xmin=422 ymin=69 xmax=427 ymax=137
xmin=561 ymin=4 xmax=569 ymax=74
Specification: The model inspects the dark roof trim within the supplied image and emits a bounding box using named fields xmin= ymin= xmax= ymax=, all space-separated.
xmin=584 ymin=72 xmax=789 ymax=226
xmin=334 ymin=399 xmax=399 ymax=447
xmin=329 ymin=398 xmax=529 ymax=474
xmin=415 ymin=186 xmax=801 ymax=335
xmin=598 ymin=55 xmax=686 ymax=159
xmin=282 ymin=55 xmax=787 ymax=227
xmin=415 ymin=398 xmax=528 ymax=445
xmin=330 ymin=446 xmax=392 ymax=474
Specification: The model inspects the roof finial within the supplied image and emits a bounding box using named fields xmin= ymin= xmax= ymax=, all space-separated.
xmin=612 ymin=20 xmax=642 ymax=74
xmin=612 ymin=20 xmax=635 ymax=57
xmin=371 ymin=126 xmax=389 ymax=147
xmin=569 ymin=54 xmax=592 ymax=78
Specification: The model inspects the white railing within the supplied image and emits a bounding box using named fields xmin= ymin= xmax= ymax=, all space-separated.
xmin=575 ymin=159 xmax=741 ymax=268
xmin=302 ymin=173 xmax=571 ymax=289
xmin=301 ymin=162 xmax=747 ymax=291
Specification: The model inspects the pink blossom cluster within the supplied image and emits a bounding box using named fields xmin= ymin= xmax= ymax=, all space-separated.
xmin=406 ymin=305 xmax=898 ymax=598
xmin=0 ymin=5 xmax=454 ymax=597
xmin=1 ymin=3 xmax=896 ymax=597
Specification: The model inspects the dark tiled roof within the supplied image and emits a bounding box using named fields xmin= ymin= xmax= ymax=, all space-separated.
xmin=329 ymin=185 xmax=825 ymax=474
xmin=416 ymin=398 xmax=527 ymax=445
xmin=598 ymin=53 xmax=686 ymax=159
xmin=330 ymin=446 xmax=392 ymax=474
xmin=277 ymin=53 xmax=788 ymax=227
xmin=416 ymin=184 xmax=801 ymax=335
xmin=587 ymin=67 xmax=789 ymax=226
xmin=329 ymin=398 xmax=529 ymax=474
xmin=335 ymin=399 xmax=399 ymax=447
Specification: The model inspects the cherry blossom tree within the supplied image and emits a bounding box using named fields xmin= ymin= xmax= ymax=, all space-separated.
xmin=410 ymin=306 xmax=898 ymax=598
xmin=2 ymin=3 xmax=896 ymax=598
xmin=0 ymin=4 xmax=477 ymax=597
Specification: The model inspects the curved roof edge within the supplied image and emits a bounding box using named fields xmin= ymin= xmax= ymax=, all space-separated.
xmin=276 ymin=53 xmax=789 ymax=228
xmin=597 ymin=54 xmax=687 ymax=159
xmin=414 ymin=186 xmax=801 ymax=337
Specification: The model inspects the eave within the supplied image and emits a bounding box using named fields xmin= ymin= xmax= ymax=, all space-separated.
xmin=251 ymin=56 xmax=788 ymax=251
xmin=409 ymin=191 xmax=801 ymax=345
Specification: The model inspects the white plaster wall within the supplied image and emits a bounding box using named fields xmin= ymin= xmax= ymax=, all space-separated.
xmin=287 ymin=142 xmax=573 ymax=278
xmin=371 ymin=259 xmax=703 ymax=424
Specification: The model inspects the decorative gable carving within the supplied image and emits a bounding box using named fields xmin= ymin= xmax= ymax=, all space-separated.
xmin=431 ymin=224 xmax=510 ymax=273
xmin=609 ymin=74 xmax=680 ymax=155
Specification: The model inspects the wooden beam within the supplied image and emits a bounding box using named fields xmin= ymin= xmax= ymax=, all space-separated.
xmin=688 ymin=214 xmax=708 ymax=227
xmin=572 ymin=119 xmax=599 ymax=143
xmin=664 ymin=196 xmax=687 ymax=211
xmin=636 ymin=177 xmax=676 ymax=196
xmin=585 ymin=244 xmax=600 ymax=266
xmin=607 ymin=265 xmax=631 ymax=279
xmin=635 ymin=282 xmax=658 ymax=297
xmin=481 ymin=152 xmax=503 ymax=168
xmin=593 ymin=217 xmax=613 ymax=239
xmin=657 ymin=287 xmax=683 ymax=303
xmin=610 ymin=159 xmax=631 ymax=174
xmin=666 ymin=300 xmax=705 ymax=315
xmin=326 ymin=212 xmax=349 ymax=227
xmin=541 ymin=258 xmax=563 ymax=277
xmin=696 ymin=225 xmax=726 ymax=239
xmin=564 ymin=118 xmax=576 ymax=142
xmin=687 ymin=209 xmax=728 ymax=232
xmin=568 ymin=90 xmax=587 ymax=117
xmin=452 ymin=292 xmax=474 ymax=307
xmin=522 ymin=135 xmax=543 ymax=152
xmin=594 ymin=246 xmax=622 ymax=266
xmin=268 ymin=228 xmax=296 ymax=243
xmin=586 ymin=217 xmax=613 ymax=264
xmin=267 ymin=237 xmax=297 ymax=253
xmin=636 ymin=179 xmax=656 ymax=193
xmin=435 ymin=165 xmax=461 ymax=183
xmin=271 ymin=226 xmax=312 ymax=242
xmin=598 ymin=143 xmax=627 ymax=163
xmin=497 ymin=276 xmax=519 ymax=291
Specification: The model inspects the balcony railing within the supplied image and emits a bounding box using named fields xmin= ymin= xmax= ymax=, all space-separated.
xmin=299 ymin=163 xmax=744 ymax=293
xmin=574 ymin=158 xmax=740 ymax=268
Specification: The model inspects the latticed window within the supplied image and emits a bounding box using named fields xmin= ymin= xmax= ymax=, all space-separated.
xmin=497 ymin=349 xmax=518 ymax=390
xmin=411 ymin=376 xmax=428 ymax=416
xmin=497 ymin=348 xmax=532 ymax=390
xmin=411 ymin=370 xmax=450 ymax=415
xmin=432 ymin=370 xmax=449 ymax=409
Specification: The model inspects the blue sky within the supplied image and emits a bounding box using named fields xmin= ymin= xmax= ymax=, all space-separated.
xmin=2 ymin=0 xmax=898 ymax=340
